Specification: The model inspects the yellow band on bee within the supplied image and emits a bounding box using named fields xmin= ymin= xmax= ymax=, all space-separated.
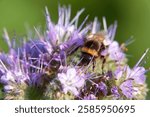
xmin=81 ymin=47 xmax=99 ymax=57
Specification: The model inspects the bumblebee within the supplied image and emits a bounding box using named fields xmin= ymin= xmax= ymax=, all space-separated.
xmin=79 ymin=32 xmax=106 ymax=70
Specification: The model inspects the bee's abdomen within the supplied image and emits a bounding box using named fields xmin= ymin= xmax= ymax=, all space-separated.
xmin=81 ymin=40 xmax=101 ymax=57
xmin=79 ymin=52 xmax=93 ymax=65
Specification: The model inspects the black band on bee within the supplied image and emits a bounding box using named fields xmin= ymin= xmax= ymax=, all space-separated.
xmin=84 ymin=40 xmax=101 ymax=51
xmin=79 ymin=53 xmax=93 ymax=66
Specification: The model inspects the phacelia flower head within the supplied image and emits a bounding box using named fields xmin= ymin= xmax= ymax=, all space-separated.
xmin=116 ymin=49 xmax=149 ymax=99
xmin=0 ymin=53 xmax=29 ymax=99
xmin=45 ymin=5 xmax=91 ymax=55
xmin=0 ymin=5 xmax=149 ymax=100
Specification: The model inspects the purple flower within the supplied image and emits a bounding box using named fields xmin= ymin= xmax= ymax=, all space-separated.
xmin=114 ymin=67 xmax=124 ymax=80
xmin=97 ymin=82 xmax=108 ymax=96
xmin=117 ymin=66 xmax=147 ymax=99
xmin=108 ymin=41 xmax=125 ymax=61
xmin=125 ymin=49 xmax=149 ymax=84
xmin=111 ymin=86 xmax=120 ymax=99
xmin=57 ymin=67 xmax=85 ymax=95
xmin=45 ymin=6 xmax=91 ymax=55
xmin=83 ymin=94 xmax=96 ymax=100
xmin=115 ymin=65 xmax=147 ymax=99
xmin=3 ymin=85 xmax=14 ymax=93
xmin=101 ymin=41 xmax=125 ymax=62
xmin=19 ymin=40 xmax=48 ymax=59
xmin=0 ymin=53 xmax=29 ymax=86
xmin=126 ymin=66 xmax=146 ymax=84
xmin=0 ymin=71 xmax=15 ymax=85
xmin=120 ymin=79 xmax=135 ymax=99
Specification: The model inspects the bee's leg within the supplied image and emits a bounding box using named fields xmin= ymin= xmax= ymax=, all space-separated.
xmin=92 ymin=60 xmax=96 ymax=71
xmin=101 ymin=56 xmax=106 ymax=73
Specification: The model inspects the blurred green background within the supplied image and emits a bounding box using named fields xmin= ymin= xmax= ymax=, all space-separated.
xmin=0 ymin=0 xmax=150 ymax=99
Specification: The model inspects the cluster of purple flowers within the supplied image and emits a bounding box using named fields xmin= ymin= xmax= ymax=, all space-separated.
xmin=0 ymin=5 xmax=149 ymax=99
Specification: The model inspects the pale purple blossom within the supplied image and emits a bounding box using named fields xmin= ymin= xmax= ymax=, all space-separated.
xmin=3 ymin=85 xmax=14 ymax=93
xmin=117 ymin=65 xmax=147 ymax=99
xmin=111 ymin=86 xmax=120 ymax=99
xmin=0 ymin=71 xmax=15 ymax=85
xmin=101 ymin=41 xmax=125 ymax=62
xmin=126 ymin=66 xmax=146 ymax=84
xmin=108 ymin=41 xmax=125 ymax=61
xmin=97 ymin=82 xmax=108 ymax=96
xmin=120 ymin=79 xmax=135 ymax=99
xmin=83 ymin=94 xmax=96 ymax=100
xmin=114 ymin=67 xmax=124 ymax=80
xmin=57 ymin=67 xmax=85 ymax=95
xmin=125 ymin=49 xmax=149 ymax=84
